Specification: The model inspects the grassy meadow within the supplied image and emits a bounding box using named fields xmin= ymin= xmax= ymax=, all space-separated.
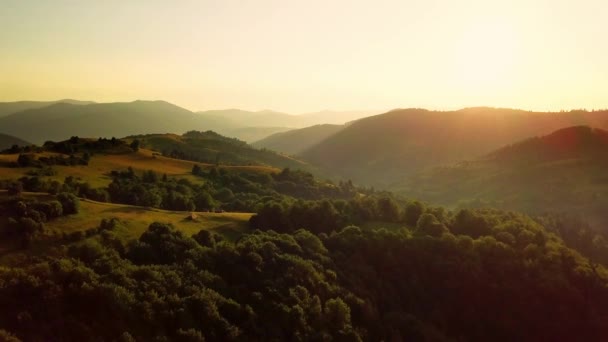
xmin=0 ymin=148 xmax=279 ymax=187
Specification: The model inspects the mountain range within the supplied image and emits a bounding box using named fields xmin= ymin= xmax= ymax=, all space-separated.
xmin=4 ymin=100 xmax=608 ymax=191
xmin=399 ymin=125 xmax=608 ymax=226
xmin=298 ymin=107 xmax=608 ymax=186
xmin=0 ymin=100 xmax=376 ymax=144
xmin=252 ymin=124 xmax=344 ymax=155
xmin=0 ymin=99 xmax=93 ymax=118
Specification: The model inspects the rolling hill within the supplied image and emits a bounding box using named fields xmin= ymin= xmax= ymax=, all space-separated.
xmin=399 ymin=126 xmax=608 ymax=227
xmin=252 ymin=124 xmax=344 ymax=155
xmin=0 ymin=100 xmax=369 ymax=144
xmin=0 ymin=99 xmax=93 ymax=118
xmin=0 ymin=100 xmax=212 ymax=144
xmin=300 ymin=107 xmax=608 ymax=186
xmin=129 ymin=131 xmax=311 ymax=171
xmin=197 ymin=108 xmax=377 ymax=129
xmin=0 ymin=133 xmax=30 ymax=150
xmin=221 ymin=126 xmax=293 ymax=143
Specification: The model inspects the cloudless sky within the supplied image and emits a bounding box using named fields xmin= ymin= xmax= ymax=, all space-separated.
xmin=1 ymin=0 xmax=606 ymax=112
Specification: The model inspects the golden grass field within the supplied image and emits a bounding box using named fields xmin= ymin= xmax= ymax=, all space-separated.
xmin=0 ymin=148 xmax=279 ymax=187
xmin=55 ymin=198 xmax=253 ymax=239
xmin=0 ymin=191 xmax=254 ymax=265
xmin=0 ymin=150 xmax=270 ymax=264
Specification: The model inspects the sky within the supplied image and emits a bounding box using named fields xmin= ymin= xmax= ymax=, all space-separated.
xmin=1 ymin=0 xmax=607 ymax=113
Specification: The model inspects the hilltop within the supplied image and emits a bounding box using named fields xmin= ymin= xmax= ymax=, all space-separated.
xmin=197 ymin=108 xmax=376 ymax=129
xmin=0 ymin=100 xmax=376 ymax=144
xmin=0 ymin=100 xmax=210 ymax=144
xmin=252 ymin=124 xmax=344 ymax=155
xmin=399 ymin=126 xmax=608 ymax=226
xmin=488 ymin=125 xmax=608 ymax=162
xmin=300 ymin=107 xmax=608 ymax=186
xmin=0 ymin=99 xmax=93 ymax=118
xmin=0 ymin=133 xmax=30 ymax=150
xmin=128 ymin=131 xmax=311 ymax=171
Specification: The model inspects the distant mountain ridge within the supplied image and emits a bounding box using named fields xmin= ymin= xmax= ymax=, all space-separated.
xmin=399 ymin=125 xmax=608 ymax=227
xmin=0 ymin=99 xmax=94 ymax=118
xmin=252 ymin=124 xmax=344 ymax=155
xmin=488 ymin=125 xmax=608 ymax=162
xmin=300 ymin=107 xmax=608 ymax=186
xmin=0 ymin=100 xmax=205 ymax=144
xmin=197 ymin=108 xmax=377 ymax=128
xmin=0 ymin=100 xmax=375 ymax=144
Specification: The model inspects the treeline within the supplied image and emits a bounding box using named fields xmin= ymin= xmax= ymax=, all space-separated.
xmin=0 ymin=163 xmax=360 ymax=214
xmin=1 ymin=176 xmax=109 ymax=202
xmin=2 ymin=136 xmax=138 ymax=168
xmin=43 ymin=136 xmax=134 ymax=154
xmin=106 ymin=166 xmax=358 ymax=212
xmin=1 ymin=206 xmax=607 ymax=341
xmin=0 ymin=192 xmax=80 ymax=247
xmin=251 ymin=197 xmax=430 ymax=234
xmin=251 ymin=197 xmax=608 ymax=269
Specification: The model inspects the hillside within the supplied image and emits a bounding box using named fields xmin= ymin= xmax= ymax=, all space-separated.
xmin=0 ymin=100 xmax=217 ymax=144
xmin=399 ymin=126 xmax=608 ymax=227
xmin=488 ymin=126 xmax=608 ymax=162
xmin=0 ymin=133 xmax=30 ymax=150
xmin=0 ymin=146 xmax=277 ymax=189
xmin=0 ymin=100 xmax=376 ymax=144
xmin=253 ymin=124 xmax=344 ymax=155
xmin=0 ymin=191 xmax=252 ymax=264
xmin=128 ymin=131 xmax=311 ymax=171
xmin=222 ymin=126 xmax=293 ymax=143
xmin=3 ymin=128 xmax=608 ymax=341
xmin=0 ymin=99 xmax=93 ymax=118
xmin=300 ymin=107 xmax=608 ymax=186
xmin=197 ymin=108 xmax=377 ymax=129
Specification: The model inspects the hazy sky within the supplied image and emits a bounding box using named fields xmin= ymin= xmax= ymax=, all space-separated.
xmin=1 ymin=0 xmax=606 ymax=112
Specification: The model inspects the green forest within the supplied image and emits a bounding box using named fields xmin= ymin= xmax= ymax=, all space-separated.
xmin=2 ymin=105 xmax=608 ymax=341
xmin=2 ymin=134 xmax=608 ymax=341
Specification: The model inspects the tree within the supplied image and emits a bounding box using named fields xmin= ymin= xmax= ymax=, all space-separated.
xmin=194 ymin=191 xmax=216 ymax=210
xmin=142 ymin=170 xmax=159 ymax=183
xmin=130 ymin=139 xmax=140 ymax=152
xmin=17 ymin=154 xmax=35 ymax=167
xmin=141 ymin=190 xmax=162 ymax=208
xmin=192 ymin=229 xmax=220 ymax=248
xmin=324 ymin=298 xmax=354 ymax=333
xmin=404 ymin=200 xmax=425 ymax=226
xmin=451 ymin=209 xmax=491 ymax=238
xmin=57 ymin=192 xmax=80 ymax=215
xmin=416 ymin=213 xmax=447 ymax=237
xmin=377 ymin=197 xmax=400 ymax=222
xmin=192 ymin=164 xmax=203 ymax=176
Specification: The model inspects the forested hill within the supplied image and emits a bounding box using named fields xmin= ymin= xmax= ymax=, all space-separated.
xmin=0 ymin=134 xmax=30 ymax=150
xmin=488 ymin=125 xmax=608 ymax=163
xmin=300 ymin=107 xmax=608 ymax=186
xmin=399 ymin=126 xmax=608 ymax=227
xmin=0 ymin=100 xmax=213 ymax=144
xmin=2 ymin=127 xmax=608 ymax=340
xmin=252 ymin=124 xmax=344 ymax=155
xmin=128 ymin=131 xmax=312 ymax=170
